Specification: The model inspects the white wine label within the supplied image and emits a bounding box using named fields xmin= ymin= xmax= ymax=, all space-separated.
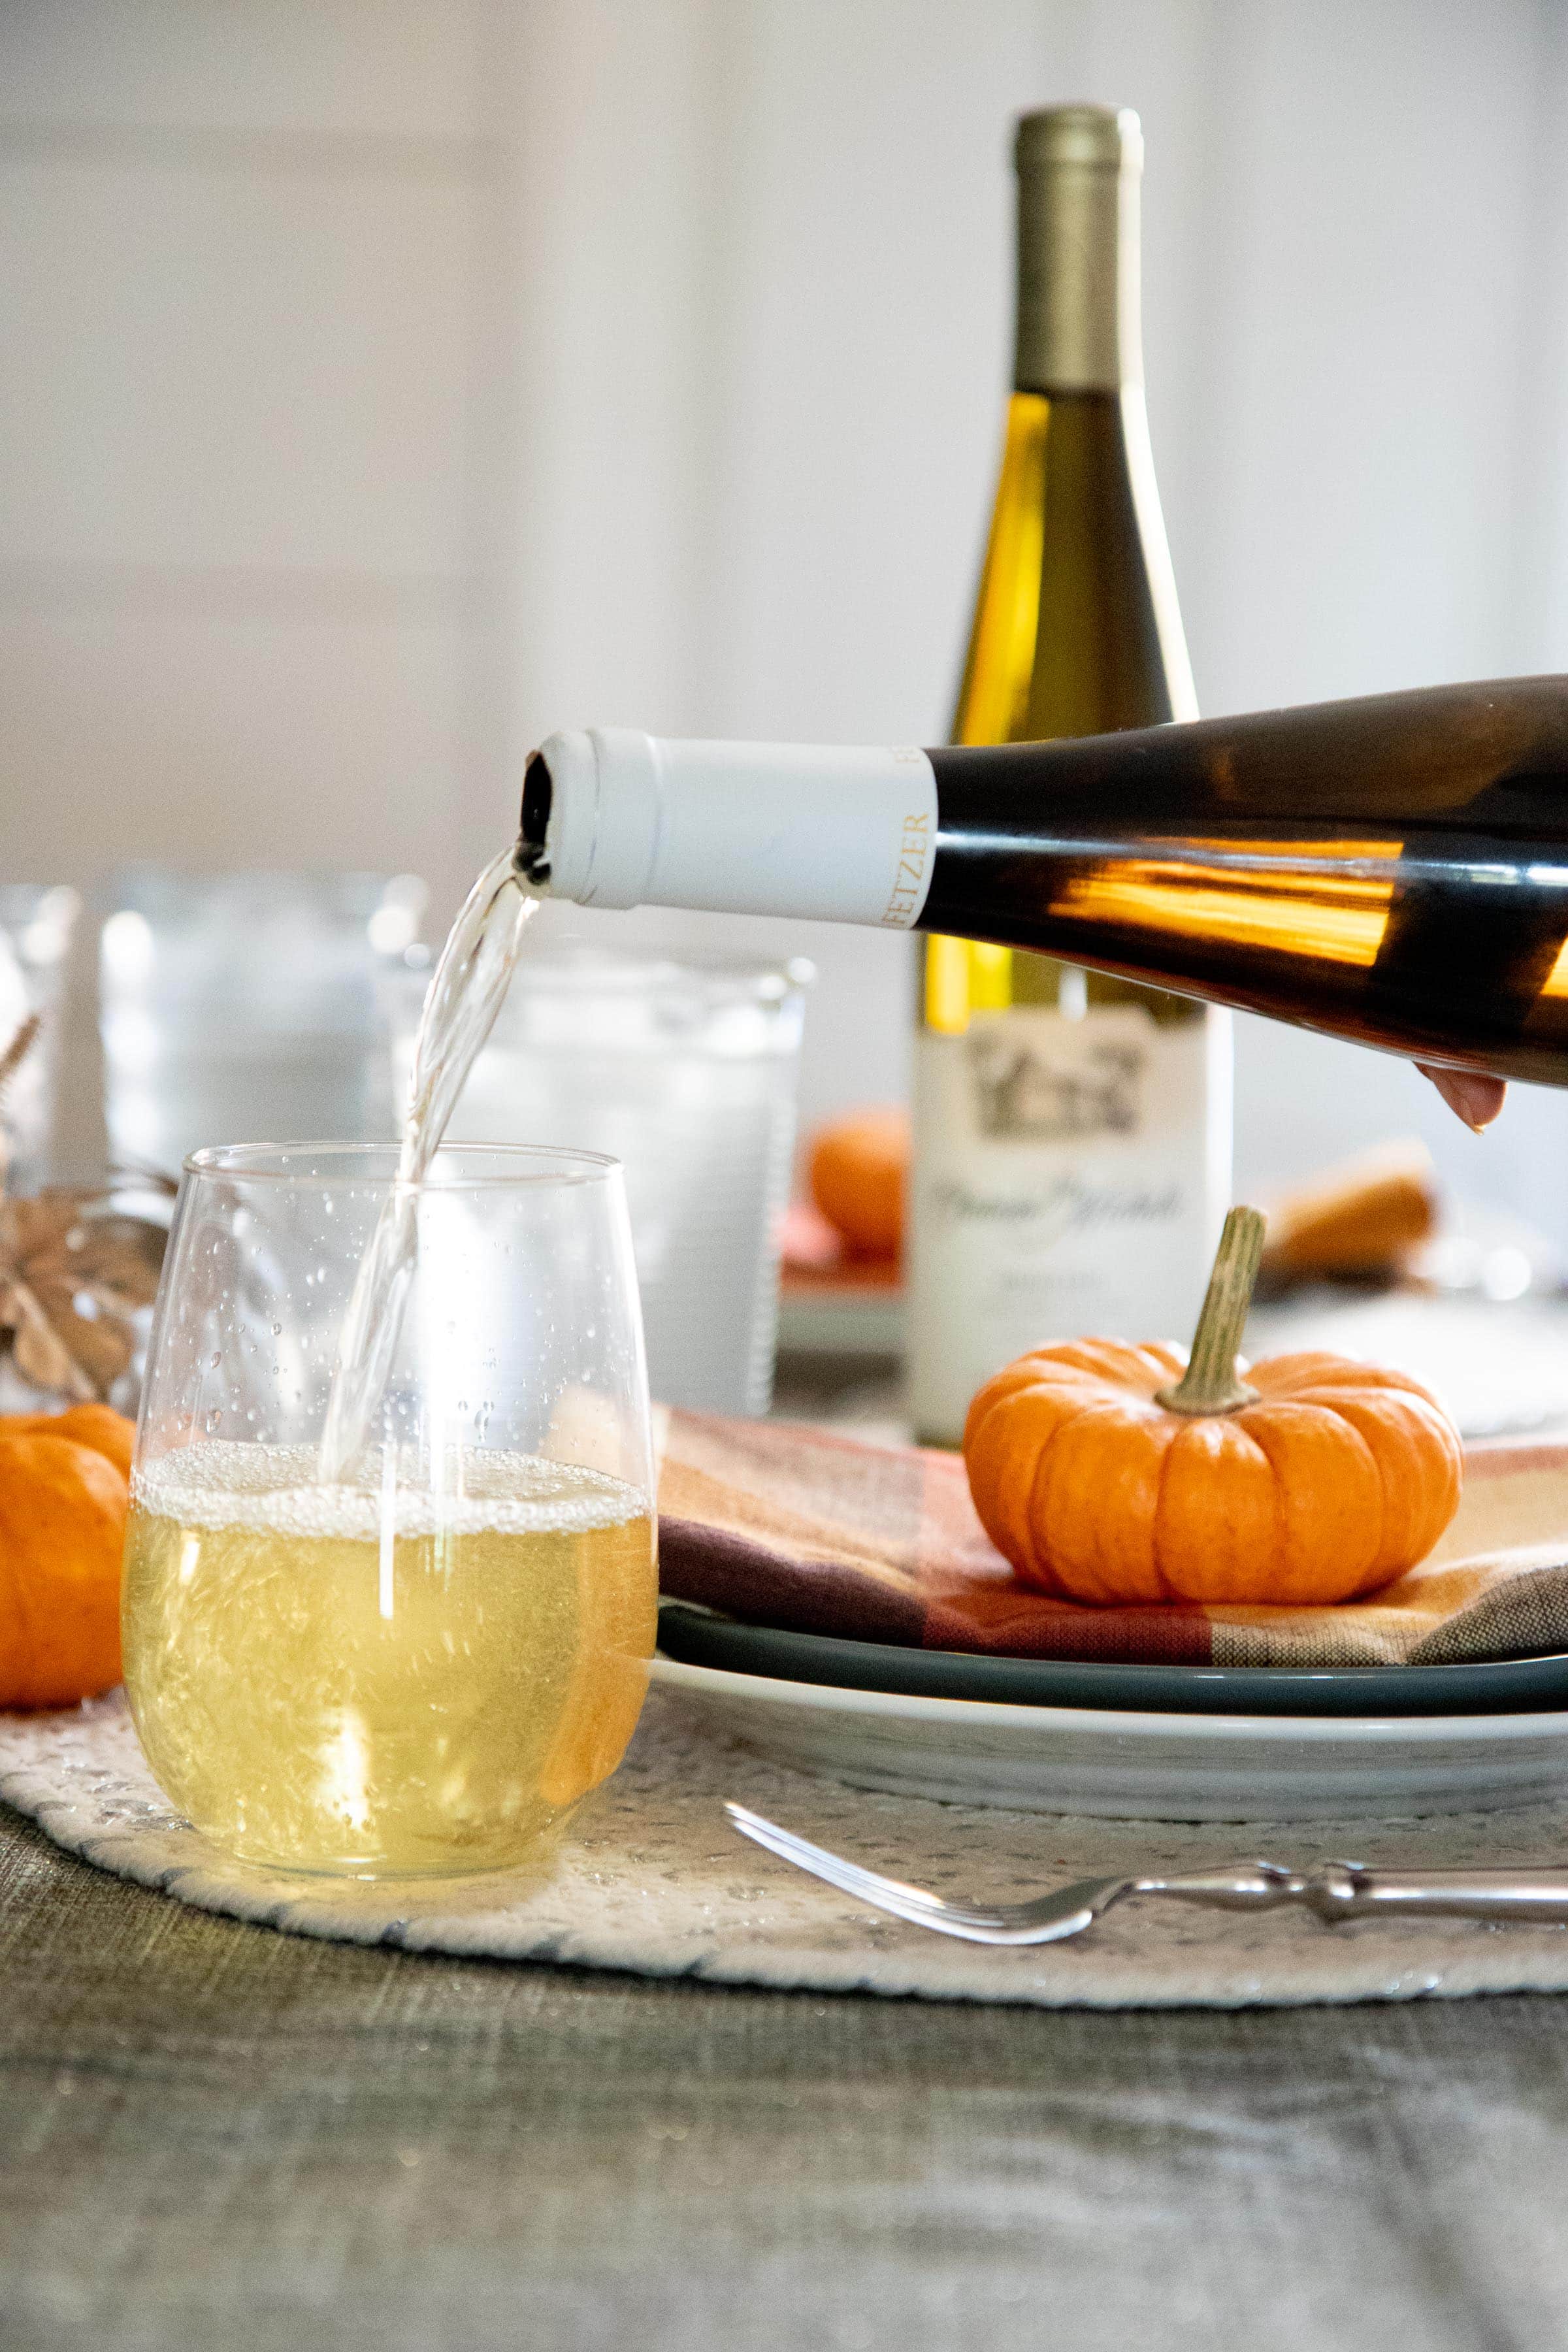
xmin=907 ymin=1004 xmax=1231 ymax=1444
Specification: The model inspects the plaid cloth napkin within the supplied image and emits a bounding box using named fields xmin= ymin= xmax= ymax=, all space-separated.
xmin=655 ymin=1411 xmax=1568 ymax=1669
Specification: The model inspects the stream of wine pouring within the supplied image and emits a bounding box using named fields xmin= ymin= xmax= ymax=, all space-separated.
xmin=316 ymin=845 xmax=537 ymax=1486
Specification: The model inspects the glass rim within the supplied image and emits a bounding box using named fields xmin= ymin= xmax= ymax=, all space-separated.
xmin=181 ymin=1139 xmax=624 ymax=1191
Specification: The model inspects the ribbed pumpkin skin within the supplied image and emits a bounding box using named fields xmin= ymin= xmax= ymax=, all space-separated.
xmin=8 ymin=1404 xmax=135 ymax=1482
xmin=0 ymin=1430 xmax=129 ymax=1706
xmin=962 ymin=1342 xmax=1463 ymax=1606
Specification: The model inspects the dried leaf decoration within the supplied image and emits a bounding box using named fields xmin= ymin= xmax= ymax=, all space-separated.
xmin=0 ymin=1017 xmax=172 ymax=1401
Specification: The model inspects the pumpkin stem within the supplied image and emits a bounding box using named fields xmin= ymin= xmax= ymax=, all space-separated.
xmin=1154 ymin=1205 xmax=1267 ymax=1416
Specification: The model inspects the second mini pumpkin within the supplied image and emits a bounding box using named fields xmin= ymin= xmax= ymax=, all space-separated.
xmin=0 ymin=1418 xmax=132 ymax=1707
xmin=963 ymin=1208 xmax=1463 ymax=1607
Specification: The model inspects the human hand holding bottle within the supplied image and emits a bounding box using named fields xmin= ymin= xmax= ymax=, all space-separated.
xmin=1422 ymin=1068 xmax=1506 ymax=1131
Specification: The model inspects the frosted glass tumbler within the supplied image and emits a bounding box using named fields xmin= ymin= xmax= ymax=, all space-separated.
xmin=101 ymin=870 xmax=426 ymax=1176
xmin=391 ymin=949 xmax=809 ymax=1414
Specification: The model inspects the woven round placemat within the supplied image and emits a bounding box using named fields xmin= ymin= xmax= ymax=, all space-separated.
xmin=6 ymin=1686 xmax=1568 ymax=2008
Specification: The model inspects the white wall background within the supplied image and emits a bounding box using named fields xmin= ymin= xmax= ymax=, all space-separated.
xmin=4 ymin=0 xmax=1568 ymax=1230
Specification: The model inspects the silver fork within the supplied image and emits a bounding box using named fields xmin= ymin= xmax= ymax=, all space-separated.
xmin=726 ymin=1801 xmax=1568 ymax=1947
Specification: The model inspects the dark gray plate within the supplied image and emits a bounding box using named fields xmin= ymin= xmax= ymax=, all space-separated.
xmin=656 ymin=1602 xmax=1568 ymax=1718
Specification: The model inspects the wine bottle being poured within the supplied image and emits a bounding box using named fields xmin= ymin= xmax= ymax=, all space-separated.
xmin=515 ymin=676 xmax=1568 ymax=1100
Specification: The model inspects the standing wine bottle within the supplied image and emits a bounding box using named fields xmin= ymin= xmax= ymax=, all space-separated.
xmin=908 ymin=103 xmax=1228 ymax=1439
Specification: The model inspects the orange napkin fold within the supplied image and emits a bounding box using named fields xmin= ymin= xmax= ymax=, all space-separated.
xmin=655 ymin=1411 xmax=1568 ymax=1668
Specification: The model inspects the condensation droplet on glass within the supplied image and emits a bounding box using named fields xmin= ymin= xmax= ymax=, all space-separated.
xmin=209 ymin=1350 xmax=221 ymax=1368
xmin=272 ymin=1322 xmax=282 ymax=1336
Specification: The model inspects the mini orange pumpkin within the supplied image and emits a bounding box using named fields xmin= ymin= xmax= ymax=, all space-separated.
xmin=0 ymin=1418 xmax=133 ymax=1707
xmin=963 ymin=1207 xmax=1463 ymax=1607
xmin=8 ymin=1403 xmax=135 ymax=1483
xmin=809 ymin=1108 xmax=909 ymax=1262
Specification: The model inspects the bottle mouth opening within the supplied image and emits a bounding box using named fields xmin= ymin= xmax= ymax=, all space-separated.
xmin=517 ymin=751 xmax=553 ymax=883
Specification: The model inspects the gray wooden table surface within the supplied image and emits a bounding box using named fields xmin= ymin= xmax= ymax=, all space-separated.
xmin=5 ymin=1801 xmax=1568 ymax=2352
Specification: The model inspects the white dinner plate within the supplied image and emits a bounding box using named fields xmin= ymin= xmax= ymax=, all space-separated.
xmin=649 ymin=1654 xmax=1568 ymax=1821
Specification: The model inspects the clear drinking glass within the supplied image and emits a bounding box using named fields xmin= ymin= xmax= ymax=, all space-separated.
xmin=388 ymin=947 xmax=811 ymax=1414
xmin=122 ymin=1142 xmax=657 ymax=1880
xmin=101 ymin=870 xmax=427 ymax=1175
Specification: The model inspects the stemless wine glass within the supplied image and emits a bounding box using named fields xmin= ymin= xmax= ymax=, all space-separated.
xmin=122 ymin=1143 xmax=657 ymax=1879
